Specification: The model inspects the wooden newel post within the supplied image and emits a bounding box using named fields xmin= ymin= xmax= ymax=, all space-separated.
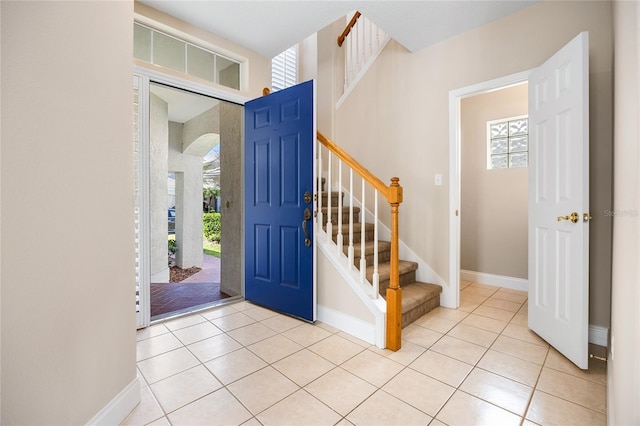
xmin=386 ymin=177 xmax=403 ymax=351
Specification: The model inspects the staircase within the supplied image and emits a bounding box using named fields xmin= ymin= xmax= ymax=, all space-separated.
xmin=319 ymin=178 xmax=442 ymax=328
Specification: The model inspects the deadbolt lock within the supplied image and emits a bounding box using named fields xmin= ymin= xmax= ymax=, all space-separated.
xmin=304 ymin=191 xmax=312 ymax=204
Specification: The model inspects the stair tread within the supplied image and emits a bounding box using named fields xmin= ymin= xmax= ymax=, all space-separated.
xmin=322 ymin=206 xmax=361 ymax=213
xmin=342 ymin=240 xmax=391 ymax=255
xmin=401 ymin=282 xmax=442 ymax=312
xmin=327 ymin=222 xmax=375 ymax=237
xmin=365 ymin=260 xmax=417 ymax=281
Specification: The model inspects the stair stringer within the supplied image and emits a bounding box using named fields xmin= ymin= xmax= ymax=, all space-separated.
xmin=339 ymin=186 xmax=454 ymax=308
xmin=316 ymin=228 xmax=387 ymax=349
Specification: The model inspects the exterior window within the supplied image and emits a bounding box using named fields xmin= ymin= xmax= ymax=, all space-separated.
xmin=487 ymin=116 xmax=529 ymax=169
xmin=134 ymin=23 xmax=241 ymax=91
xmin=272 ymin=46 xmax=297 ymax=91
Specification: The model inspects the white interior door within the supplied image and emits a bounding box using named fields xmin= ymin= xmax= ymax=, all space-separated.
xmin=528 ymin=32 xmax=590 ymax=369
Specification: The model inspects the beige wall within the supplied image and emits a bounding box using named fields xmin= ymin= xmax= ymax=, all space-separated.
xmin=461 ymin=84 xmax=529 ymax=279
xmin=328 ymin=1 xmax=613 ymax=328
xmin=610 ymin=1 xmax=640 ymax=424
xmin=1 ymin=1 xmax=136 ymax=424
xmin=134 ymin=1 xmax=271 ymax=100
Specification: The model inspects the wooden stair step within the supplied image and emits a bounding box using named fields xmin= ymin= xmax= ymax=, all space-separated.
xmin=365 ymin=260 xmax=417 ymax=282
xmin=341 ymin=240 xmax=391 ymax=266
xmin=400 ymin=282 xmax=442 ymax=328
xmin=327 ymin=222 xmax=374 ymax=238
xmin=321 ymin=206 xmax=361 ymax=225
xmin=365 ymin=260 xmax=418 ymax=296
xmin=319 ymin=191 xmax=344 ymax=204
xmin=329 ymin=224 xmax=376 ymax=247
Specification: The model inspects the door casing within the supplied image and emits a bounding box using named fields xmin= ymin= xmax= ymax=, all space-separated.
xmin=134 ymin=65 xmax=249 ymax=329
xmin=447 ymin=70 xmax=532 ymax=309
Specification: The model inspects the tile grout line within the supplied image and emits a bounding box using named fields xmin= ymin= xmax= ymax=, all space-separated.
xmin=135 ymin=290 xmax=604 ymax=426
xmin=519 ymin=344 xmax=551 ymax=425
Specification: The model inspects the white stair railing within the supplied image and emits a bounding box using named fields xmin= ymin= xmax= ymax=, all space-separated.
xmin=338 ymin=11 xmax=389 ymax=96
xmin=320 ymin=146 xmax=379 ymax=299
xmin=317 ymin=131 xmax=403 ymax=350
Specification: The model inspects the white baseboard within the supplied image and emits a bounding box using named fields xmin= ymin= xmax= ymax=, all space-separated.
xmin=589 ymin=325 xmax=609 ymax=347
xmin=460 ymin=269 xmax=528 ymax=292
xmin=86 ymin=376 xmax=141 ymax=426
xmin=317 ymin=305 xmax=376 ymax=346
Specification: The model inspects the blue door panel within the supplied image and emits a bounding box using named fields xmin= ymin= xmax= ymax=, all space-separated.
xmin=245 ymin=80 xmax=314 ymax=321
xmin=254 ymin=140 xmax=271 ymax=206
xmin=254 ymin=224 xmax=271 ymax=280
xmin=280 ymin=134 xmax=300 ymax=207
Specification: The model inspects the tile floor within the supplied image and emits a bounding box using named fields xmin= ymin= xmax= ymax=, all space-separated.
xmin=126 ymin=281 xmax=607 ymax=425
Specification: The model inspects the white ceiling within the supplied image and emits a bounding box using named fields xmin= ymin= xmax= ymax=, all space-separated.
xmin=140 ymin=1 xmax=538 ymax=58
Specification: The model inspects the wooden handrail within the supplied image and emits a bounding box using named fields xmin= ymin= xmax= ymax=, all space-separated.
xmin=317 ymin=131 xmax=401 ymax=203
xmin=317 ymin=130 xmax=403 ymax=351
xmin=337 ymin=11 xmax=362 ymax=47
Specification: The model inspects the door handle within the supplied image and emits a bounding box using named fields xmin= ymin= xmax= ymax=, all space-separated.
xmin=302 ymin=208 xmax=311 ymax=247
xmin=557 ymin=212 xmax=579 ymax=223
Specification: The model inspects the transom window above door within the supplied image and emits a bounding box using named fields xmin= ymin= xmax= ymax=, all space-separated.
xmin=487 ymin=116 xmax=529 ymax=169
xmin=134 ymin=22 xmax=242 ymax=90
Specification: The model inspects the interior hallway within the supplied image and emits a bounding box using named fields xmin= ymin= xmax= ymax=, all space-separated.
xmin=128 ymin=281 xmax=607 ymax=425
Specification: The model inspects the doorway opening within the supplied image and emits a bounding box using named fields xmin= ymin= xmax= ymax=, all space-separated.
xmin=447 ymin=70 xmax=531 ymax=308
xmin=458 ymin=83 xmax=529 ymax=310
xmin=148 ymin=82 xmax=239 ymax=320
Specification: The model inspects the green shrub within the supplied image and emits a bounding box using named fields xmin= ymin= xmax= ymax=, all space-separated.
xmin=168 ymin=238 xmax=178 ymax=255
xmin=203 ymin=212 xmax=221 ymax=242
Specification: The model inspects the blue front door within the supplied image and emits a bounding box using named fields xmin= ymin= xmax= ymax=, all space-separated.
xmin=244 ymin=81 xmax=315 ymax=321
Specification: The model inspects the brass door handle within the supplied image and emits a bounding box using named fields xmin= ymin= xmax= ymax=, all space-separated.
xmin=557 ymin=212 xmax=579 ymax=223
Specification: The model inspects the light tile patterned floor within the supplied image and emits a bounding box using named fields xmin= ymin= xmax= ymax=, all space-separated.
xmin=125 ymin=282 xmax=607 ymax=425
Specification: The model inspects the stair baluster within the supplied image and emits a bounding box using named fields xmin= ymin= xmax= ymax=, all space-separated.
xmin=372 ymin=191 xmax=379 ymax=299
xmin=348 ymin=170 xmax=354 ymax=267
xmin=360 ymin=178 xmax=367 ymax=287
xmin=326 ymin=151 xmax=333 ymax=240
xmin=336 ymin=160 xmax=343 ymax=255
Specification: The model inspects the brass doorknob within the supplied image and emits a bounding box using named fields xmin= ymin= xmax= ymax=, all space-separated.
xmin=557 ymin=212 xmax=579 ymax=223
